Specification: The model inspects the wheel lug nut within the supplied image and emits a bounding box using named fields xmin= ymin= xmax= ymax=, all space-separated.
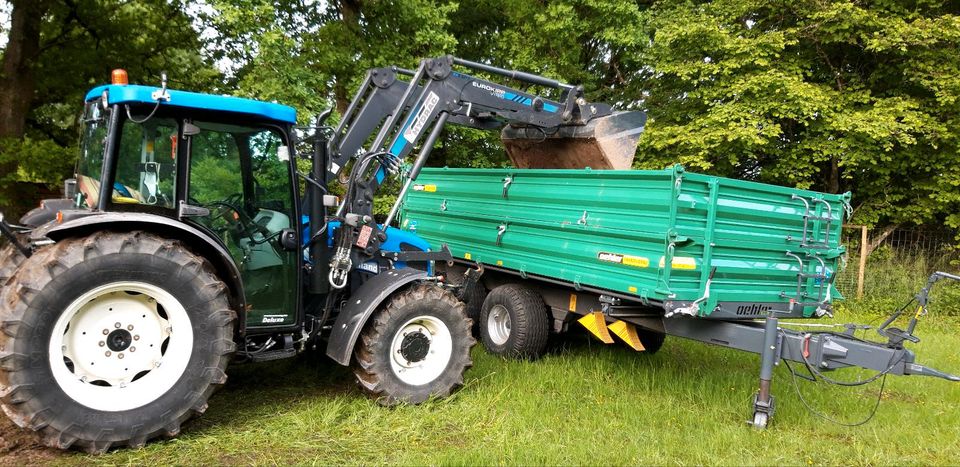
xmin=130 ymin=346 xmax=136 ymax=352
xmin=127 ymin=325 xmax=134 ymax=331
xmin=118 ymin=353 xmax=125 ymax=359
xmin=102 ymin=329 xmax=109 ymax=335
xmin=105 ymin=351 xmax=112 ymax=357
xmin=99 ymin=341 xmax=105 ymax=347
xmin=114 ymin=322 xmax=121 ymax=329
xmin=133 ymin=335 xmax=140 ymax=341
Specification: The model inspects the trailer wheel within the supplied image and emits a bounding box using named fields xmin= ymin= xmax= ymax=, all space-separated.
xmin=0 ymin=231 xmax=237 ymax=453
xmin=637 ymin=328 xmax=666 ymax=354
xmin=480 ymin=284 xmax=550 ymax=360
xmin=353 ymin=284 xmax=474 ymax=405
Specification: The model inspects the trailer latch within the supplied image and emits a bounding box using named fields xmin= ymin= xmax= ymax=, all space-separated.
xmin=496 ymin=224 xmax=508 ymax=246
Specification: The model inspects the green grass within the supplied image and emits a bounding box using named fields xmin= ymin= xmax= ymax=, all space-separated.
xmin=63 ymin=309 xmax=960 ymax=465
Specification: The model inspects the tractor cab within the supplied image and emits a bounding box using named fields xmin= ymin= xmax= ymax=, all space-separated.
xmin=73 ymin=72 xmax=302 ymax=329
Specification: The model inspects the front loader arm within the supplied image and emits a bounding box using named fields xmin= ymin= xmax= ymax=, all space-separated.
xmin=325 ymin=55 xmax=625 ymax=290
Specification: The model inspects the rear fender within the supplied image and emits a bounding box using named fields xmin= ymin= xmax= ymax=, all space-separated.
xmin=20 ymin=198 xmax=75 ymax=228
xmin=326 ymin=267 xmax=428 ymax=365
xmin=43 ymin=212 xmax=248 ymax=335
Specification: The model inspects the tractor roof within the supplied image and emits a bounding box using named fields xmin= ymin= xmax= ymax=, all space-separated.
xmin=84 ymin=84 xmax=297 ymax=124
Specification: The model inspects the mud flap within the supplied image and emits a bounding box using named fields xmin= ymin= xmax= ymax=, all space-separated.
xmin=326 ymin=267 xmax=428 ymax=365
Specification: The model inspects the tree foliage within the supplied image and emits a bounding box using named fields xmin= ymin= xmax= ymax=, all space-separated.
xmin=639 ymin=0 xmax=960 ymax=234
xmin=0 ymin=0 xmax=219 ymax=216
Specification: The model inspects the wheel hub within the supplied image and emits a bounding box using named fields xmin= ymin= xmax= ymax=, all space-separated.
xmin=487 ymin=304 xmax=512 ymax=346
xmin=49 ymin=282 xmax=194 ymax=412
xmin=106 ymin=329 xmax=133 ymax=352
xmin=399 ymin=331 xmax=430 ymax=363
xmin=388 ymin=316 xmax=454 ymax=386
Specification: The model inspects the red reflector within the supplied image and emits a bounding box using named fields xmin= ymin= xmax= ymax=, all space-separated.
xmin=111 ymin=69 xmax=129 ymax=85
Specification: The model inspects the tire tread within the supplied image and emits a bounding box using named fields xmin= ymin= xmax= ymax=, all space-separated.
xmin=0 ymin=231 xmax=237 ymax=453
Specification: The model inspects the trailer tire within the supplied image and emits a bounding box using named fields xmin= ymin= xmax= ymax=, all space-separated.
xmin=480 ymin=284 xmax=550 ymax=360
xmin=353 ymin=284 xmax=474 ymax=405
xmin=0 ymin=231 xmax=237 ymax=453
xmin=637 ymin=328 xmax=666 ymax=354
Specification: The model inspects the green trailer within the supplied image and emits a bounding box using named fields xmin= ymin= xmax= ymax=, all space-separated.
xmin=401 ymin=164 xmax=848 ymax=319
xmin=399 ymin=165 xmax=958 ymax=428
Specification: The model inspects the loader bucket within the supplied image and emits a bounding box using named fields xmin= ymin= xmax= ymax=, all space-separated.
xmin=501 ymin=111 xmax=646 ymax=170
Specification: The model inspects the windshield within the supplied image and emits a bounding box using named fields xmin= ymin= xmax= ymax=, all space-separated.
xmin=75 ymin=104 xmax=179 ymax=209
xmin=76 ymin=102 xmax=109 ymax=208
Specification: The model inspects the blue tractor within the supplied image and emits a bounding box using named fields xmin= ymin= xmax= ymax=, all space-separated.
xmin=0 ymin=57 xmax=641 ymax=451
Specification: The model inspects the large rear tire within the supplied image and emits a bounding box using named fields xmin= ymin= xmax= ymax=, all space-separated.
xmin=353 ymin=284 xmax=474 ymax=405
xmin=0 ymin=236 xmax=27 ymax=290
xmin=479 ymin=284 xmax=550 ymax=360
xmin=0 ymin=231 xmax=237 ymax=453
xmin=461 ymin=280 xmax=487 ymax=336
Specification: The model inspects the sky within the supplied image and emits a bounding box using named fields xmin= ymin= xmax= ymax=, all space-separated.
xmin=0 ymin=3 xmax=10 ymax=49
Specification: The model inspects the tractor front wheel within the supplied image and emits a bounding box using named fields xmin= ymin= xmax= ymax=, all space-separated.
xmin=0 ymin=231 xmax=236 ymax=452
xmin=353 ymin=284 xmax=474 ymax=405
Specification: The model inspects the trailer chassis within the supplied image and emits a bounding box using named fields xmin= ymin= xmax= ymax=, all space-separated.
xmin=449 ymin=261 xmax=960 ymax=427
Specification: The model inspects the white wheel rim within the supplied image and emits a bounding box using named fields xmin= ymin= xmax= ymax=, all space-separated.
xmin=389 ymin=315 xmax=453 ymax=386
xmin=48 ymin=281 xmax=194 ymax=412
xmin=487 ymin=304 xmax=511 ymax=346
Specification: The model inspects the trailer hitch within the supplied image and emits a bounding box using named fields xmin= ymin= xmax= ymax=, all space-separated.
xmin=0 ymin=212 xmax=31 ymax=258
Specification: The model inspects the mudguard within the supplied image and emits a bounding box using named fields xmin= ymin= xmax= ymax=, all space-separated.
xmin=326 ymin=267 xmax=428 ymax=365
xmin=41 ymin=211 xmax=248 ymax=334
xmin=20 ymin=198 xmax=75 ymax=227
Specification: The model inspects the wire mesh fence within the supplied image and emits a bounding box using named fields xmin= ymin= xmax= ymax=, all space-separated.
xmin=835 ymin=226 xmax=960 ymax=313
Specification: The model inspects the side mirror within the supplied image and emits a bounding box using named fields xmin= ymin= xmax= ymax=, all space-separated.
xmin=279 ymin=228 xmax=298 ymax=251
xmin=183 ymin=122 xmax=201 ymax=137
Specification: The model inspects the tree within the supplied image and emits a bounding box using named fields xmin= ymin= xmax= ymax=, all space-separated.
xmin=0 ymin=0 xmax=220 ymax=218
xmin=203 ymin=0 xmax=458 ymax=120
xmin=637 ymin=0 xmax=960 ymax=242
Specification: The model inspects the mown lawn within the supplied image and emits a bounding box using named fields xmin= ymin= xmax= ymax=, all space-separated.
xmin=57 ymin=310 xmax=960 ymax=465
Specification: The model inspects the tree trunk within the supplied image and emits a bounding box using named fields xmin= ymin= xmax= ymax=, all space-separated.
xmin=0 ymin=0 xmax=47 ymax=139
xmin=0 ymin=0 xmax=49 ymax=219
xmin=826 ymin=156 xmax=840 ymax=194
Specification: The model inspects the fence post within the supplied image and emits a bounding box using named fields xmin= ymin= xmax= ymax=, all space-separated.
xmin=857 ymin=225 xmax=868 ymax=299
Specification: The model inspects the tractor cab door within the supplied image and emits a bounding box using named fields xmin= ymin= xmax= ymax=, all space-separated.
xmin=185 ymin=119 xmax=299 ymax=329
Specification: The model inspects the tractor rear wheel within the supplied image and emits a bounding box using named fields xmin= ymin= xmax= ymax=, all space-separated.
xmin=0 ymin=231 xmax=237 ymax=453
xmin=0 ymin=235 xmax=27 ymax=290
xmin=353 ymin=284 xmax=474 ymax=405
xmin=460 ymin=280 xmax=487 ymax=337
xmin=479 ymin=284 xmax=550 ymax=360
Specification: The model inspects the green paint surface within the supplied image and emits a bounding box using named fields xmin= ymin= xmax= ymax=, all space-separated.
xmin=401 ymin=165 xmax=849 ymax=318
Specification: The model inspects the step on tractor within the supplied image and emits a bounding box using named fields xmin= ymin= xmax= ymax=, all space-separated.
xmin=0 ymin=57 xmax=640 ymax=452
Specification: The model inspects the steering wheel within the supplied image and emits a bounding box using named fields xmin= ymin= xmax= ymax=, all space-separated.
xmin=203 ymin=194 xmax=269 ymax=244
